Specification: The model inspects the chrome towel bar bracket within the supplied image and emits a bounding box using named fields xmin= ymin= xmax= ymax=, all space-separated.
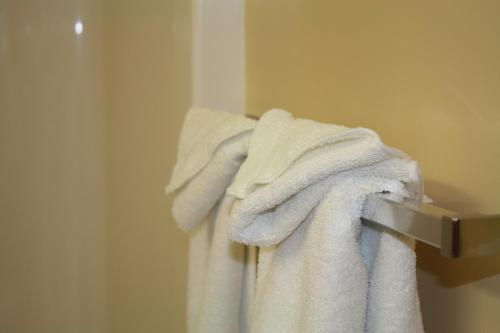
xmin=361 ymin=194 xmax=500 ymax=258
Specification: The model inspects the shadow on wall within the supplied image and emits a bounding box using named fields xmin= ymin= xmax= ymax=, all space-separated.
xmin=417 ymin=243 xmax=500 ymax=287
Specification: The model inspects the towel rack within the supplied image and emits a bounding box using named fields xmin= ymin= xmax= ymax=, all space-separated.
xmin=361 ymin=194 xmax=500 ymax=258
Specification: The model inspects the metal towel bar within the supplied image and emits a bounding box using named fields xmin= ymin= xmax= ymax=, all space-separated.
xmin=361 ymin=194 xmax=500 ymax=258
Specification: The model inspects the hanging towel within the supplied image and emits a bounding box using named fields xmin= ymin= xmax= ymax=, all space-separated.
xmin=166 ymin=107 xmax=257 ymax=333
xmin=228 ymin=109 xmax=425 ymax=333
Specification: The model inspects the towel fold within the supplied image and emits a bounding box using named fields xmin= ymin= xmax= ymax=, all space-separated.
xmin=228 ymin=109 xmax=424 ymax=333
xmin=167 ymin=107 xmax=256 ymax=231
xmin=166 ymin=107 xmax=257 ymax=333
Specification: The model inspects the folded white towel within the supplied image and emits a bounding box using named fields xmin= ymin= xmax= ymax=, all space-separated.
xmin=228 ymin=109 xmax=424 ymax=333
xmin=166 ymin=107 xmax=256 ymax=333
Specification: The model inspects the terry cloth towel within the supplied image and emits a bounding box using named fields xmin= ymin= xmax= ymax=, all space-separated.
xmin=166 ymin=107 xmax=257 ymax=333
xmin=228 ymin=109 xmax=425 ymax=333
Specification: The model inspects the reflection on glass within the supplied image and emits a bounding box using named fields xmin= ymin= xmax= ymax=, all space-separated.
xmin=74 ymin=20 xmax=83 ymax=35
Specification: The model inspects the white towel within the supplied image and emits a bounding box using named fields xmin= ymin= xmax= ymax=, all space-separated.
xmin=228 ymin=109 xmax=425 ymax=333
xmin=166 ymin=107 xmax=256 ymax=333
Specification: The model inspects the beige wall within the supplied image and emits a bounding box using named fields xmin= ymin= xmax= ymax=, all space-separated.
xmin=246 ymin=1 xmax=500 ymax=332
xmin=0 ymin=0 xmax=190 ymax=332
xmin=104 ymin=0 xmax=190 ymax=332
